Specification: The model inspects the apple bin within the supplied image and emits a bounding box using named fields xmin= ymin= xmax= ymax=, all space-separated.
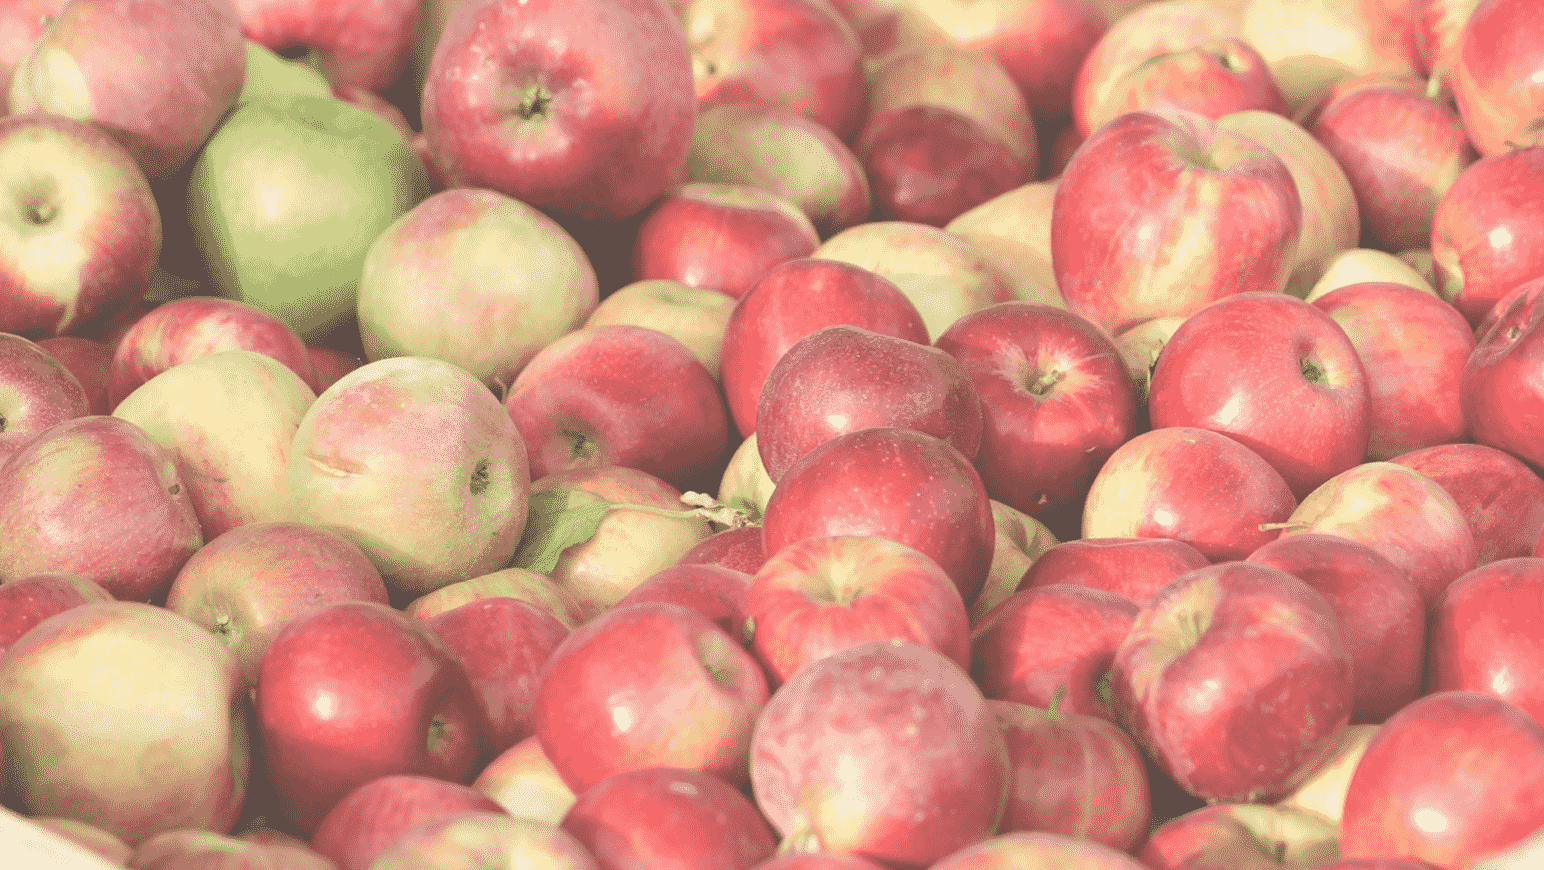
xmin=5 ymin=0 xmax=1544 ymax=867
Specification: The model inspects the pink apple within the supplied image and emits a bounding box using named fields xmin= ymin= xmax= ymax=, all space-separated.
xmin=0 ymin=332 xmax=91 ymax=466
xmin=1461 ymin=280 xmax=1544 ymax=469
xmin=306 ymin=344 xmax=365 ymax=393
xmin=369 ymin=812 xmax=599 ymax=870
xmin=1016 ymin=537 xmax=1210 ymax=605
xmin=1412 ymin=0 xmax=1482 ymax=100
xmin=1139 ymin=803 xmax=1342 ymax=870
xmin=926 ymin=831 xmax=1151 ymax=870
xmin=1430 ymin=144 xmax=1544 ymax=325
xmin=1083 ymin=37 xmax=1290 ymax=138
xmin=309 ymin=774 xmax=507 ymax=870
xmin=36 ymin=335 xmax=112 ymax=416
xmin=1428 ymin=557 xmax=1544 ymax=726
xmin=678 ymin=526 xmax=770 ymax=576
xmin=0 ymin=0 xmax=68 ymax=115
xmin=1391 ymin=442 xmax=1544 ymax=566
xmin=1450 ymin=0 xmax=1544 ymax=156
xmin=0 ymin=572 xmax=113 ymax=656
xmin=404 ymin=567 xmax=583 ymax=630
xmin=129 ymin=827 xmax=337 ymax=870
xmin=232 ymin=0 xmax=419 ymax=92
xmin=472 ymin=735 xmax=577 ymax=825
xmin=612 ymin=562 xmax=755 ymax=641
xmin=584 ymin=279 xmax=737 ymax=381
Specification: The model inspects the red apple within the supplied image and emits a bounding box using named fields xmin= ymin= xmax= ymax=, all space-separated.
xmin=612 ymin=562 xmax=755 ymax=641
xmin=1428 ymin=557 xmax=1544 ymax=726
xmin=678 ymin=527 xmax=770 ymax=577
xmin=309 ymin=774 xmax=507 ymax=870
xmin=36 ymin=335 xmax=113 ymax=416
xmin=1083 ymin=38 xmax=1290 ymax=138
xmin=926 ymin=831 xmax=1151 ymax=870
xmin=404 ymin=568 xmax=583 ymax=631
xmin=232 ymin=0 xmax=419 ymax=92
xmin=307 ymin=344 xmax=364 ymax=392
xmin=584 ymin=279 xmax=737 ymax=380
xmin=1139 ymin=803 xmax=1342 ymax=870
xmin=1391 ymin=442 xmax=1544 ymax=566
xmin=1450 ymin=0 xmax=1544 ymax=156
xmin=369 ymin=812 xmax=599 ymax=870
xmin=1431 ymin=144 xmax=1544 ymax=325
xmin=1461 ymin=279 xmax=1544 ymax=469
xmin=1413 ymin=0 xmax=1482 ymax=100
xmin=1017 ymin=537 xmax=1210 ymax=605
xmin=0 ymin=332 xmax=91 ymax=467
xmin=0 ymin=572 xmax=113 ymax=657
xmin=472 ymin=735 xmax=577 ymax=825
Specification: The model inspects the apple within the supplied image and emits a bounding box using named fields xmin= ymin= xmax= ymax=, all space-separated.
xmin=1083 ymin=37 xmax=1291 ymax=138
xmin=631 ymin=183 xmax=821 ymax=298
xmin=1139 ymin=803 xmax=1342 ymax=870
xmin=1470 ymin=824 xmax=1544 ymax=870
xmin=0 ymin=601 xmax=248 ymax=845
xmin=369 ymin=812 xmax=598 ymax=870
xmin=1238 ymin=0 xmax=1422 ymax=112
xmin=0 ymin=0 xmax=67 ymax=115
xmin=26 ymin=817 xmax=134 ymax=867
xmin=0 ymin=332 xmax=91 ymax=466
xmin=421 ymin=0 xmax=695 ymax=222
xmin=1112 ymin=314 xmax=1188 ymax=406
xmin=584 ymin=280 xmax=737 ymax=380
xmin=129 ymin=827 xmax=337 ymax=870
xmin=1305 ymin=247 xmax=1437 ymax=302
xmin=1340 ymin=691 xmax=1544 ymax=868
xmin=1391 ymin=442 xmax=1544 ymax=566
xmin=748 ymin=640 xmax=1009 ymax=866
xmin=972 ymin=499 xmax=1061 ymax=623
xmin=1475 ymin=272 xmax=1544 ymax=339
xmin=404 ymin=568 xmax=583 ymax=630
xmin=0 ymin=572 xmax=113 ymax=656
xmin=1430 ymin=144 xmax=1544 ymax=326
xmin=612 ymin=562 xmax=754 ymax=641
xmin=309 ymin=774 xmax=507 ymax=870
xmin=187 ymin=92 xmax=430 ymax=343
xmin=943 ymin=178 xmax=1063 ymax=309
xmin=1461 ymin=278 xmax=1544 ymax=470
xmin=679 ymin=526 xmax=770 ymax=577
xmin=926 ymin=831 xmax=1151 ymax=870
xmin=0 ymin=415 xmax=202 ymax=603
xmin=7 ymin=0 xmax=246 ymax=179
xmin=1450 ymin=0 xmax=1544 ymax=156
xmin=1274 ymin=722 xmax=1381 ymax=825
xmin=1428 ymin=557 xmax=1544 ymax=726
xmin=1051 ymin=110 xmax=1302 ymax=337
xmin=716 ymin=433 xmax=776 ymax=525
xmin=748 ymin=855 xmax=889 ymax=870
xmin=236 ymin=38 xmax=332 ymax=104
xmin=0 ymin=113 xmax=162 ymax=340
xmin=306 ymin=344 xmax=364 ymax=392
xmin=255 ymin=601 xmax=489 ymax=834
xmin=230 ymin=0 xmax=419 ymax=92
xmin=472 ymin=735 xmax=577 ymax=825
xmin=288 ymin=356 xmax=531 ymax=603
xmin=356 ymin=187 xmax=601 ymax=392
xmin=1412 ymin=0 xmax=1481 ymax=99
xmin=36 ymin=336 xmax=112 ymax=416
xmin=1016 ymin=537 xmax=1210 ymax=604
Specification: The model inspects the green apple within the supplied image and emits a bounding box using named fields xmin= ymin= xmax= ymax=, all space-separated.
xmin=237 ymin=40 xmax=331 ymax=104
xmin=186 ymin=93 xmax=429 ymax=343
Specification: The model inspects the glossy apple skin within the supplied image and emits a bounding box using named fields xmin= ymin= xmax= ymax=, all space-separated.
xmin=971 ymin=584 xmax=1140 ymax=722
xmin=1051 ymin=110 xmax=1302 ymax=337
xmin=678 ymin=527 xmax=770 ymax=577
xmin=255 ymin=601 xmax=490 ymax=835
xmin=613 ymin=562 xmax=755 ymax=642
xmin=1083 ymin=38 xmax=1289 ymax=138
xmin=231 ymin=0 xmax=420 ymax=92
xmin=562 ymin=766 xmax=776 ymax=870
xmin=1017 ymin=537 xmax=1210 ymax=605
xmin=1462 ymin=282 xmax=1544 ymax=470
xmin=309 ymin=774 xmax=507 ymax=870
xmin=749 ymin=640 xmax=1010 ymax=867
xmin=1431 ymin=145 xmax=1544 ymax=325
xmin=1451 ymin=0 xmax=1544 ymax=156
xmin=1428 ymin=558 xmax=1544 ymax=726
xmin=1340 ymin=690 xmax=1544 ymax=868
xmin=755 ymin=324 xmax=982 ymax=481
xmin=36 ymin=336 xmax=112 ymax=416
xmin=1274 ymin=722 xmax=1382 ymax=827
xmin=1081 ymin=427 xmax=1299 ymax=563
xmin=719 ymin=257 xmax=928 ymax=438
xmin=1139 ymin=803 xmax=1342 ymax=870
xmin=1112 ymin=561 xmax=1355 ymax=803
xmin=936 ymin=301 xmax=1138 ymax=522
xmin=0 ymin=573 xmax=113 ymax=657
xmin=1148 ymin=291 xmax=1372 ymax=499
xmin=421 ymin=0 xmax=695 ymax=222
xmin=0 ymin=333 xmax=91 ymax=466
xmin=1246 ymin=533 xmax=1426 ymax=723
xmin=761 ymin=427 xmax=996 ymax=607
xmin=1392 ymin=442 xmax=1544 ymax=566
xmin=472 ymin=735 xmax=577 ymax=825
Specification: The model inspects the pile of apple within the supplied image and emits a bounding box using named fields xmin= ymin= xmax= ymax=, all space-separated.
xmin=4 ymin=0 xmax=1544 ymax=867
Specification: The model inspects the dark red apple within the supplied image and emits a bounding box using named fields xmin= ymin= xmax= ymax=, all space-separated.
xmin=1392 ymin=442 xmax=1544 ymax=566
xmin=1016 ymin=537 xmax=1209 ymax=605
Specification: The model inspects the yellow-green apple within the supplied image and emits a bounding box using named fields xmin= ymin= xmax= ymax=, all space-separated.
xmin=717 ymin=433 xmax=775 ymax=524
xmin=679 ymin=526 xmax=770 ymax=577
xmin=404 ymin=567 xmax=582 ymax=630
xmin=7 ymin=0 xmax=246 ymax=179
xmin=288 ymin=356 xmax=530 ymax=603
xmin=630 ymin=183 xmax=821 ymax=298
xmin=1017 ymin=537 xmax=1210 ymax=604
xmin=686 ymin=102 xmax=873 ymax=238
xmin=719 ymin=256 xmax=928 ymax=438
xmin=856 ymin=43 xmax=1037 ymax=226
xmin=584 ymin=280 xmax=736 ymax=381
xmin=236 ymin=38 xmax=331 ymax=103
xmin=369 ymin=812 xmax=597 ymax=870
xmin=1246 ymin=533 xmax=1425 ymax=722
xmin=562 ymin=766 xmax=776 ymax=870
xmin=1305 ymin=247 xmax=1437 ymax=301
xmin=1428 ymin=557 xmax=1544 ymax=725
xmin=755 ymin=324 xmax=982 ymax=480
xmin=1216 ymin=108 xmax=1361 ymax=297
xmin=1083 ymin=37 xmax=1290 ymax=138
xmin=1139 ymin=803 xmax=1342 ymax=870
xmin=27 ymin=817 xmax=134 ymax=867
xmin=309 ymin=774 xmax=506 ymax=870
xmin=0 ymin=114 xmax=161 ymax=340
xmin=972 ymin=499 xmax=1060 ymax=623
xmin=943 ymin=178 xmax=1064 ymax=308
xmin=744 ymin=535 xmax=971 ymax=686
xmin=0 ymin=601 xmax=248 ymax=845
xmin=681 ymin=0 xmax=867 ymax=141
xmin=0 ymin=572 xmax=112 ymax=655
xmin=163 ymin=520 xmax=389 ymax=690
xmin=421 ymin=0 xmax=694 ymax=223
xmin=1450 ymin=0 xmax=1544 ymax=155
xmin=750 ymin=639 xmax=1008 ymax=865
xmin=1461 ymin=266 xmax=1544 ymax=469
xmin=0 ymin=415 xmax=201 ymax=602
xmin=531 ymin=601 xmax=768 ymax=792
xmin=1273 ymin=722 xmax=1380 ymax=825
xmin=254 ymin=601 xmax=489 ymax=834
xmin=472 ymin=735 xmax=577 ymax=825
xmin=1391 ymin=442 xmax=1544 ymax=566
xmin=229 ymin=0 xmax=418 ymax=92
xmin=1239 ymin=0 xmax=1421 ymax=113
xmin=1050 ymin=110 xmax=1302 ymax=336
xmin=1431 ymin=145 xmax=1544 ymax=325
xmin=926 ymin=831 xmax=1152 ymax=870
xmin=36 ymin=335 xmax=112 ymax=415
xmin=936 ymin=301 xmax=1138 ymax=521
xmin=971 ymin=583 xmax=1140 ymax=721
xmin=612 ymin=562 xmax=754 ymax=641
xmin=1304 ymin=74 xmax=1476 ymax=253
xmin=306 ymin=344 xmax=363 ymax=392
xmin=1148 ymin=291 xmax=1372 ymax=498
xmin=112 ymin=350 xmax=315 ymax=538
xmin=761 ymin=427 xmax=995 ymax=606
xmin=1340 ymin=691 xmax=1544 ymax=867
xmin=356 ymin=187 xmax=600 ymax=392
xmin=510 ymin=465 xmax=713 ymax=620
xmin=0 ymin=0 xmax=67 ymax=115
xmin=1112 ymin=314 xmax=1187 ymax=407
xmin=987 ymin=699 xmax=1149 ymax=851
xmin=1275 ymin=461 xmax=1477 ymax=607
xmin=812 ymin=220 xmax=1016 ymax=340
xmin=1310 ymin=282 xmax=1473 ymax=460
xmin=1112 ymin=561 xmax=1355 ymax=803
xmin=187 ymin=93 xmax=430 ymax=342
xmin=0 ymin=332 xmax=90 ymax=465
xmin=424 ymin=597 xmax=569 ymax=755
xmin=503 ymin=324 xmax=729 ymax=494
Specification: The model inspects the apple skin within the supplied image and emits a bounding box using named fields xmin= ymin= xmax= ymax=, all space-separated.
xmin=0 ymin=415 xmax=202 ymax=603
xmin=972 ymin=499 xmax=1061 ymax=623
xmin=748 ymin=855 xmax=888 ymax=870
xmin=1392 ymin=443 xmax=1544 ymax=566
xmin=0 ymin=0 xmax=67 ymax=115
xmin=748 ymin=640 xmax=1010 ymax=867
xmin=7 ymin=0 xmax=247 ymax=179
xmin=679 ymin=526 xmax=770 ymax=576
xmin=404 ymin=567 xmax=583 ymax=631
xmin=1017 ymin=537 xmax=1210 ymax=605
xmin=583 ymin=279 xmax=737 ymax=381
xmin=1050 ymin=110 xmax=1302 ymax=337
xmin=1082 ymin=37 xmax=1290 ymax=138
xmin=943 ymin=178 xmax=1063 ymax=310
xmin=0 ymin=332 xmax=91 ymax=467
xmin=128 ymin=827 xmax=337 ymax=870
xmin=230 ymin=0 xmax=419 ymax=92
xmin=0 ymin=573 xmax=114 ymax=657
xmin=761 ymin=426 xmax=996 ymax=607
xmin=1427 ymin=557 xmax=1544 ymax=726
xmin=1274 ymin=722 xmax=1381 ymax=827
xmin=1148 ymin=291 xmax=1372 ymax=499
xmin=36 ymin=336 xmax=113 ymax=416
xmin=1340 ymin=690 xmax=1544 ymax=868
xmin=1461 ymin=281 xmax=1544 ymax=470
xmin=1431 ymin=145 xmax=1544 ymax=326
xmin=0 ymin=601 xmax=249 ymax=846
xmin=1112 ymin=561 xmax=1355 ymax=804
xmin=613 ymin=562 xmax=755 ymax=642
xmin=26 ymin=817 xmax=134 ymax=867
xmin=718 ymin=432 xmax=776 ymax=524
xmin=421 ymin=0 xmax=695 ymax=223
xmin=1307 ymin=247 xmax=1438 ymax=302
xmin=1412 ymin=0 xmax=1483 ymax=100
xmin=0 ymin=113 xmax=162 ymax=340
xmin=1138 ymin=803 xmax=1342 ymax=870
xmin=308 ymin=774 xmax=507 ymax=870
xmin=254 ymin=600 xmax=490 ymax=835
xmin=369 ymin=812 xmax=599 ymax=870
xmin=1238 ymin=0 xmax=1422 ymax=113
xmin=1081 ymin=427 xmax=1299 ymax=563
xmin=719 ymin=256 xmax=928 ymax=438
xmin=1246 ymin=533 xmax=1426 ymax=723
xmin=925 ymin=831 xmax=1152 ymax=870
xmin=472 ymin=735 xmax=577 ymax=825
xmin=1450 ymin=0 xmax=1544 ymax=156
xmin=935 ymin=300 xmax=1138 ymax=522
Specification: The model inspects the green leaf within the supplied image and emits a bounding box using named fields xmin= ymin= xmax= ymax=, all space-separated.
xmin=512 ymin=490 xmax=617 ymax=575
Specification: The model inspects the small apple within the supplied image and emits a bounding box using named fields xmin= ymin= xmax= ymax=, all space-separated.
xmin=0 ymin=332 xmax=91 ymax=467
xmin=230 ymin=0 xmax=420 ymax=92
xmin=308 ymin=774 xmax=506 ymax=870
xmin=0 ymin=573 xmax=114 ymax=656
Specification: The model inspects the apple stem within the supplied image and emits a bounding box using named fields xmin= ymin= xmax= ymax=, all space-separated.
xmin=1027 ymin=368 xmax=1065 ymax=396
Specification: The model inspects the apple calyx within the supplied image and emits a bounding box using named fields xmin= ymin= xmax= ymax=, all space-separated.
xmin=518 ymin=86 xmax=556 ymax=122
xmin=512 ymin=490 xmax=755 ymax=573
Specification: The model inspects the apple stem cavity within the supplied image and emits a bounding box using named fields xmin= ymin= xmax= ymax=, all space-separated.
xmin=1027 ymin=368 xmax=1065 ymax=397
xmin=1299 ymin=354 xmax=1325 ymax=385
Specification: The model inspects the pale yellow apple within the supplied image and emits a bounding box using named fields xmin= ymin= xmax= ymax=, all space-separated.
xmin=945 ymin=179 xmax=1065 ymax=309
